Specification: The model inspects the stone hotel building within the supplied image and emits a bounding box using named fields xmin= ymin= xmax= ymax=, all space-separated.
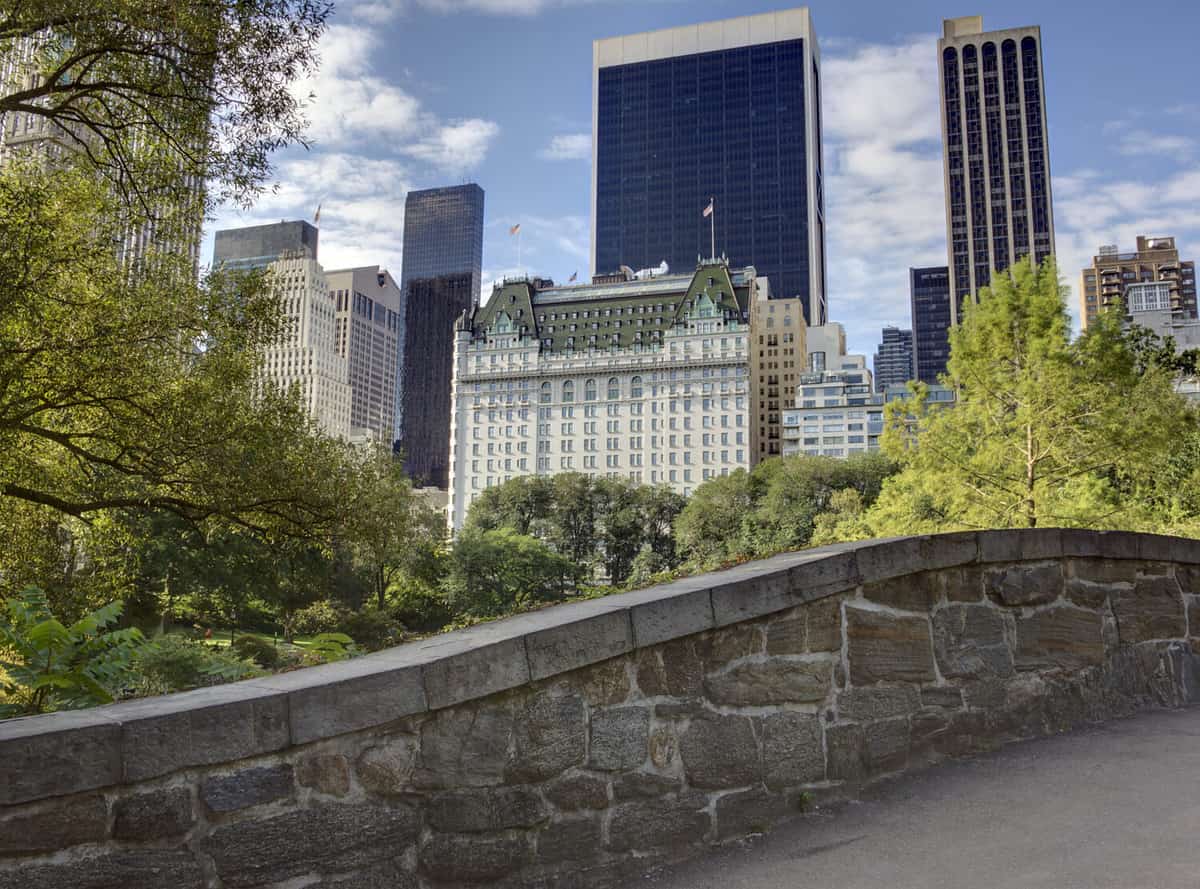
xmin=448 ymin=262 xmax=762 ymax=529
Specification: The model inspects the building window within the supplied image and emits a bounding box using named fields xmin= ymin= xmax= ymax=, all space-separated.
xmin=631 ymin=375 xmax=643 ymax=398
xmin=607 ymin=377 xmax=620 ymax=400
xmin=562 ymin=380 xmax=574 ymax=403
xmin=540 ymin=382 xmax=551 ymax=404
xmin=585 ymin=378 xmax=597 ymax=401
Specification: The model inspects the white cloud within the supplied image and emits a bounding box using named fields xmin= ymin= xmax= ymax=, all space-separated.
xmin=403 ymin=118 xmax=501 ymax=173
xmin=1115 ymin=132 xmax=1195 ymax=162
xmin=539 ymin=133 xmax=591 ymax=161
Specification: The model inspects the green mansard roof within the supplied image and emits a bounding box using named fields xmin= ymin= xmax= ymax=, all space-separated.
xmin=468 ymin=262 xmax=754 ymax=352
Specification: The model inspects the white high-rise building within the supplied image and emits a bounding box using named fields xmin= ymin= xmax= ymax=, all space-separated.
xmin=448 ymin=262 xmax=762 ymax=530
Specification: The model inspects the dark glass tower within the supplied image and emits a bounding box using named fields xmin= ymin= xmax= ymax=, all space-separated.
xmin=213 ymin=220 xmax=318 ymax=270
xmin=873 ymin=326 xmax=915 ymax=392
xmin=910 ymin=266 xmax=952 ymax=384
xmin=939 ymin=17 xmax=1054 ymax=321
xmin=592 ymin=9 xmax=826 ymax=325
xmin=400 ymin=184 xmax=484 ymax=306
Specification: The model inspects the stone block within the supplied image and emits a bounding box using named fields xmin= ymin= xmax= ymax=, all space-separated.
xmin=944 ymin=564 xmax=986 ymax=602
xmin=1059 ymin=529 xmax=1104 ymax=558
xmin=0 ymin=792 xmax=107 ymax=854
xmin=1138 ymin=534 xmax=1176 ymax=562
xmin=606 ymin=791 xmax=710 ymax=853
xmin=1064 ymin=559 xmax=1131 ymax=608
xmin=636 ymin=639 xmax=704 ymax=698
xmin=526 ymin=607 xmax=632 ymax=682
xmin=507 ymin=693 xmax=586 ymax=783
xmin=805 ymin=597 xmax=844 ymax=651
xmin=790 ymin=551 xmax=860 ymax=600
xmin=573 ymin=657 xmax=631 ymax=708
xmin=357 ymin=734 xmax=418 ymax=796
xmin=760 ymin=711 xmax=824 ymax=790
xmin=0 ymin=850 xmax=204 ymax=889
xmin=116 ymin=684 xmax=289 ymax=783
xmin=427 ymin=786 xmax=548 ymax=832
xmin=1114 ymin=575 xmax=1187 ymax=643
xmin=837 ymin=686 xmax=921 ymax=722
xmin=979 ymin=529 xmax=1062 ymax=563
xmin=113 ymin=787 xmax=194 ymax=842
xmin=704 ymin=657 xmax=833 ymax=706
xmin=932 ymin=604 xmax=1013 ymax=680
xmin=920 ymin=685 xmax=964 ymax=710
xmin=1177 ymin=564 xmax=1200 ymax=595
xmin=1091 ymin=530 xmax=1142 ymax=560
xmin=1171 ymin=537 xmax=1200 ymax=566
xmin=423 ymin=636 xmax=529 ymax=710
xmin=649 ymin=727 xmax=676 ymax=769
xmin=588 ymin=707 xmax=650 ymax=771
xmin=203 ymin=803 xmax=418 ymax=888
xmin=863 ymin=572 xmax=942 ymax=612
xmin=537 ymin=816 xmax=602 ymax=865
xmin=296 ymin=753 xmax=351 ymax=797
xmin=984 ymin=561 xmax=1062 ymax=607
xmin=678 ymin=713 xmax=760 ymax=789
xmin=699 ymin=621 xmax=763 ymax=665
xmin=419 ymin=832 xmax=532 ymax=883
xmin=934 ymin=710 xmax=995 ymax=757
xmin=611 ymin=770 xmax=682 ymax=801
xmin=0 ymin=709 xmax=119 ymax=805
xmin=414 ymin=701 xmax=511 ymax=789
xmin=715 ymin=788 xmax=796 ymax=840
xmin=710 ymin=567 xmax=796 ymax=627
xmin=1189 ymin=595 xmax=1200 ymax=639
xmin=201 ymin=764 xmax=293 ymax=814
xmin=627 ymin=585 xmax=714 ymax=647
xmin=863 ymin=717 xmax=910 ymax=774
xmin=845 ymin=607 xmax=937 ymax=685
xmin=545 ymin=772 xmax=608 ymax=811
xmin=312 ymin=861 xmax=416 ymax=889
xmin=765 ymin=616 xmax=806 ymax=655
xmin=856 ymin=534 xmax=977 ymax=586
xmin=824 ymin=722 xmax=865 ymax=783
xmin=1014 ymin=606 xmax=1105 ymax=671
xmin=909 ymin=710 xmax=951 ymax=750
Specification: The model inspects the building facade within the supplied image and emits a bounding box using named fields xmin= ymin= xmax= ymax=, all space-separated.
xmin=214 ymin=221 xmax=351 ymax=439
xmin=1079 ymin=236 xmax=1197 ymax=329
xmin=399 ymin=273 xmax=475 ymax=488
xmin=448 ymin=262 xmax=759 ymax=529
xmin=910 ymin=265 xmax=952 ymax=384
xmin=939 ymin=16 xmax=1054 ymax=320
xmin=873 ymin=326 xmax=915 ymax=391
xmin=750 ymin=293 xmax=807 ymax=461
xmin=400 ymin=184 xmax=485 ymax=306
xmin=592 ymin=8 xmax=827 ymax=325
xmin=326 ymin=266 xmax=403 ymax=446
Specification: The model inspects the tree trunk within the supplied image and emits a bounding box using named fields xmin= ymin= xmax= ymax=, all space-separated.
xmin=1025 ymin=422 xmax=1037 ymax=528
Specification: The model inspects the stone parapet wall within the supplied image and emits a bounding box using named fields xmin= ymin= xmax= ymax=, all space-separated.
xmin=1 ymin=529 xmax=1198 ymax=888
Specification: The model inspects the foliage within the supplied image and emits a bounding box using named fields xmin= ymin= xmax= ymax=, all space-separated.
xmin=231 ymin=634 xmax=281 ymax=669
xmin=0 ymin=588 xmax=145 ymax=716
xmin=304 ymin=633 xmax=359 ymax=662
xmin=870 ymin=257 xmax=1196 ymax=533
xmin=443 ymin=528 xmax=574 ymax=617
xmin=130 ymin=634 xmax=258 ymax=696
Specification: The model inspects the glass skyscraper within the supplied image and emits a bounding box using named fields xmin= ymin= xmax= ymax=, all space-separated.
xmin=592 ymin=8 xmax=826 ymax=325
xmin=939 ymin=16 xmax=1054 ymax=321
xmin=910 ymin=265 xmax=952 ymax=385
xmin=399 ymin=184 xmax=484 ymax=306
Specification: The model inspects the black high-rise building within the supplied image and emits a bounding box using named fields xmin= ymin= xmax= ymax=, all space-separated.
xmin=400 ymin=184 xmax=484 ymax=306
xmin=592 ymin=9 xmax=826 ymax=324
xmin=939 ymin=16 xmax=1054 ymax=321
xmin=910 ymin=266 xmax=952 ymax=384
xmin=398 ymin=273 xmax=474 ymax=488
xmin=213 ymin=220 xmax=318 ymax=270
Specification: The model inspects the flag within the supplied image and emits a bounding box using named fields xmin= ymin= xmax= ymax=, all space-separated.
xmin=313 ymin=203 xmax=322 ymax=225
xmin=568 ymin=271 xmax=577 ymax=282
xmin=702 ymin=198 xmax=713 ymax=218
xmin=509 ymin=223 xmax=521 ymax=236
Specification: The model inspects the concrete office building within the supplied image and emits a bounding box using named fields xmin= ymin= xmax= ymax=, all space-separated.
xmin=939 ymin=16 xmax=1054 ymax=320
xmin=400 ymin=184 xmax=485 ymax=306
xmin=326 ymin=266 xmax=403 ymax=446
xmin=911 ymin=265 xmax=952 ymax=384
xmin=399 ymin=273 xmax=475 ymax=488
xmin=1079 ymin=236 xmax=1197 ymax=329
xmin=214 ymin=221 xmax=351 ymax=439
xmin=873 ymin=326 xmax=915 ymax=392
xmin=592 ymin=8 xmax=827 ymax=325
xmin=448 ymin=262 xmax=759 ymax=529
xmin=750 ymin=293 xmax=807 ymax=461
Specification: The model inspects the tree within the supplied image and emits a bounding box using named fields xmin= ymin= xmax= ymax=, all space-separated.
xmin=443 ymin=528 xmax=573 ymax=618
xmin=870 ymin=257 xmax=1195 ymax=531
xmin=674 ymin=470 xmax=758 ymax=565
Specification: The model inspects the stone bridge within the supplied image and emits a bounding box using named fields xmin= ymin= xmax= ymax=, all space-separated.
xmin=1 ymin=529 xmax=1198 ymax=888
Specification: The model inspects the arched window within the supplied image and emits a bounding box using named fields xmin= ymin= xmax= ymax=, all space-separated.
xmin=562 ymin=380 xmax=575 ymax=403
xmin=585 ymin=379 xmax=597 ymax=401
xmin=540 ymin=381 xmax=552 ymax=404
xmin=631 ymin=376 xmax=643 ymax=398
xmin=607 ymin=377 xmax=620 ymax=400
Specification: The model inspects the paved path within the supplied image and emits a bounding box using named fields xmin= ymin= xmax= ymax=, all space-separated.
xmin=645 ymin=707 xmax=1200 ymax=889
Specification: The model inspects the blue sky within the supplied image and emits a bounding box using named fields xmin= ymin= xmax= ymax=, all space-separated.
xmin=206 ymin=0 xmax=1200 ymax=357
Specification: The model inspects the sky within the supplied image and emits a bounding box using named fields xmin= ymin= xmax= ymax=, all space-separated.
xmin=205 ymin=0 xmax=1200 ymax=358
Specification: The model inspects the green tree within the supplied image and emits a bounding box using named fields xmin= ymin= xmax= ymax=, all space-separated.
xmin=870 ymin=257 xmax=1195 ymax=531
xmin=443 ymin=528 xmax=573 ymax=618
xmin=673 ymin=469 xmax=759 ymax=565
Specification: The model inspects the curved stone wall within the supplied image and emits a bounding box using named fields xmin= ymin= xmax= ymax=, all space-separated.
xmin=1 ymin=529 xmax=1198 ymax=888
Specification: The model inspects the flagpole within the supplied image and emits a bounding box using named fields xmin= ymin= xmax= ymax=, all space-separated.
xmin=517 ymin=228 xmax=522 ymax=274
xmin=709 ymin=196 xmax=715 ymax=261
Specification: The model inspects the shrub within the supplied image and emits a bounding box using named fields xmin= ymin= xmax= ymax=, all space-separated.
xmin=231 ymin=634 xmax=281 ymax=669
xmin=131 ymin=635 xmax=258 ymax=696
xmin=338 ymin=609 xmax=403 ymax=652
xmin=288 ymin=600 xmax=343 ymax=637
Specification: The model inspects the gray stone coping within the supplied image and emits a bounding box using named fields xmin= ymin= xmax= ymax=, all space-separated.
xmin=2 ymin=528 xmax=1196 ymax=805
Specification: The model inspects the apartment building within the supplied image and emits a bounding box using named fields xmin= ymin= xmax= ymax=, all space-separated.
xmin=1079 ymin=236 xmax=1197 ymax=329
xmin=750 ymin=294 xmax=807 ymax=461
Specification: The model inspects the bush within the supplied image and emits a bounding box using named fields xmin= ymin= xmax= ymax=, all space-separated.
xmin=131 ymin=635 xmax=258 ymax=696
xmin=288 ymin=600 xmax=402 ymax=652
xmin=231 ymin=634 xmax=281 ymax=669
xmin=288 ymin=600 xmax=343 ymax=638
